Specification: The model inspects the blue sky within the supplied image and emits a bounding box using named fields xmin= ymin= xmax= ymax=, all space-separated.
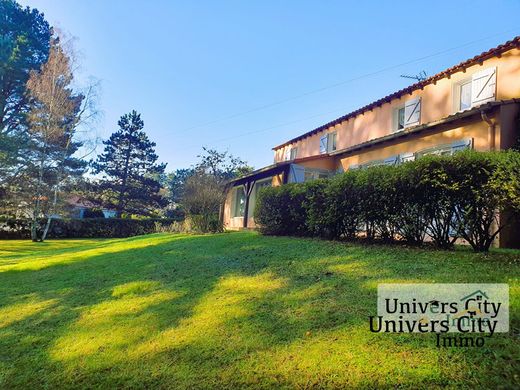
xmin=19 ymin=0 xmax=520 ymax=171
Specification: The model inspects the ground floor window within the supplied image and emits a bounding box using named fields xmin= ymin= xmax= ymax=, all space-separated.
xmin=233 ymin=187 xmax=246 ymax=217
xmin=349 ymin=139 xmax=473 ymax=171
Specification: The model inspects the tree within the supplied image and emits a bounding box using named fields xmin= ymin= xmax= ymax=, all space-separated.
xmin=195 ymin=147 xmax=253 ymax=181
xmin=164 ymin=168 xmax=194 ymax=204
xmin=21 ymin=35 xmax=92 ymax=241
xmin=92 ymin=111 xmax=167 ymax=217
xmin=0 ymin=0 xmax=51 ymax=191
xmin=179 ymin=147 xmax=252 ymax=232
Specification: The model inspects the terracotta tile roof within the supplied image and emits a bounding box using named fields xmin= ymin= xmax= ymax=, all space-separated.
xmin=273 ymin=36 xmax=520 ymax=150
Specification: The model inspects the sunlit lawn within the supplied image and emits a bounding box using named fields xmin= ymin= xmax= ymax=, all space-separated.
xmin=0 ymin=232 xmax=518 ymax=388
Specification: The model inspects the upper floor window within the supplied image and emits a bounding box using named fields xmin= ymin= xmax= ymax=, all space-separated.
xmin=394 ymin=106 xmax=405 ymax=131
xmin=290 ymin=147 xmax=298 ymax=160
xmin=329 ymin=132 xmax=337 ymax=152
xmin=394 ymin=98 xmax=421 ymax=132
xmin=319 ymin=132 xmax=337 ymax=154
xmin=459 ymin=80 xmax=472 ymax=110
xmin=453 ymin=67 xmax=496 ymax=112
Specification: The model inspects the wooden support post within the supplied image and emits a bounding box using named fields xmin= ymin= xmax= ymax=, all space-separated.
xmin=242 ymin=180 xmax=256 ymax=228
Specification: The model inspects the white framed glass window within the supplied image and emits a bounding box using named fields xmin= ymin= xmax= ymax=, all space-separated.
xmin=328 ymin=132 xmax=337 ymax=152
xmin=394 ymin=106 xmax=405 ymax=131
xmin=233 ymin=187 xmax=246 ymax=217
xmin=290 ymin=147 xmax=298 ymax=160
xmin=459 ymin=80 xmax=472 ymax=110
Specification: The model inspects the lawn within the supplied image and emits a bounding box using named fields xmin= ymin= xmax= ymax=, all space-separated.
xmin=0 ymin=232 xmax=518 ymax=389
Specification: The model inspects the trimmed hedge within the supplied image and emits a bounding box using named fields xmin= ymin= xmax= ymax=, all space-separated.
xmin=255 ymin=150 xmax=520 ymax=252
xmin=0 ymin=218 xmax=183 ymax=239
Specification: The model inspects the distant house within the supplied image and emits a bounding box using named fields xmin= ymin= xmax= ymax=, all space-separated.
xmin=66 ymin=196 xmax=116 ymax=219
xmin=223 ymin=36 xmax=520 ymax=248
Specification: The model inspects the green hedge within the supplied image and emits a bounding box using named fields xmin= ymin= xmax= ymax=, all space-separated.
xmin=255 ymin=150 xmax=520 ymax=252
xmin=0 ymin=218 xmax=183 ymax=239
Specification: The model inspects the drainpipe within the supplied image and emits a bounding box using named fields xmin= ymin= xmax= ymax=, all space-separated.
xmin=481 ymin=110 xmax=496 ymax=151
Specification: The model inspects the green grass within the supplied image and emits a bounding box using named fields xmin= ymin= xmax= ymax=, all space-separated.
xmin=0 ymin=232 xmax=518 ymax=389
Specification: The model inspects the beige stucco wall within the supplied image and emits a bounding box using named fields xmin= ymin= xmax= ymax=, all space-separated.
xmin=223 ymin=176 xmax=276 ymax=230
xmin=273 ymin=48 xmax=520 ymax=162
xmin=339 ymin=119 xmax=499 ymax=169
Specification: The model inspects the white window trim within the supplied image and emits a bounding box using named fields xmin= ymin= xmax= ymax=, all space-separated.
xmin=327 ymin=132 xmax=337 ymax=152
xmin=392 ymin=106 xmax=406 ymax=133
xmin=289 ymin=147 xmax=298 ymax=160
xmin=232 ymin=186 xmax=246 ymax=218
xmin=452 ymin=77 xmax=472 ymax=113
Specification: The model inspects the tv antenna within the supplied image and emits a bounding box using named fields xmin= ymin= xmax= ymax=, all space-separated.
xmin=400 ymin=70 xmax=428 ymax=82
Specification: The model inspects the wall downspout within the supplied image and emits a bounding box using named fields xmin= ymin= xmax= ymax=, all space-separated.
xmin=481 ymin=110 xmax=496 ymax=151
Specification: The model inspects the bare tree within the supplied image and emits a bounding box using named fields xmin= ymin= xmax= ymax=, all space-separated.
xmin=24 ymin=33 xmax=98 ymax=241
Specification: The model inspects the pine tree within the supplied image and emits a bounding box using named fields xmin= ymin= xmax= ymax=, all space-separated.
xmin=92 ymin=111 xmax=166 ymax=217
xmin=0 ymin=0 xmax=51 ymax=193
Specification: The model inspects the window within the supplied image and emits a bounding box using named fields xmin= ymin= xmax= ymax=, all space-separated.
xmin=459 ymin=80 xmax=472 ymax=110
xmin=284 ymin=148 xmax=290 ymax=161
xmin=233 ymin=187 xmax=246 ymax=217
xmin=290 ymin=147 xmax=298 ymax=160
xmin=395 ymin=107 xmax=405 ymax=131
xmin=302 ymin=168 xmax=332 ymax=182
xmin=319 ymin=135 xmax=328 ymax=154
xmin=453 ymin=67 xmax=496 ymax=112
xmin=416 ymin=139 xmax=473 ymax=158
xmin=320 ymin=133 xmax=337 ymax=153
xmin=328 ymin=132 xmax=337 ymax=152
xmin=255 ymin=179 xmax=271 ymax=194
xmin=399 ymin=152 xmax=415 ymax=163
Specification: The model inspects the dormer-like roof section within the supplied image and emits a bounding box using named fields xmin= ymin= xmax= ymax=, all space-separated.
xmin=273 ymin=36 xmax=520 ymax=150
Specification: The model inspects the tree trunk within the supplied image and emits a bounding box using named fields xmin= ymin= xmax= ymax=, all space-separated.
xmin=31 ymin=155 xmax=46 ymax=242
xmin=116 ymin=143 xmax=132 ymax=218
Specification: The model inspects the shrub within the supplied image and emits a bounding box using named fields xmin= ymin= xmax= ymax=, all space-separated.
xmin=392 ymin=159 xmax=436 ymax=245
xmin=253 ymin=150 xmax=520 ymax=252
xmin=302 ymin=179 xmax=331 ymax=237
xmin=356 ymin=166 xmax=399 ymax=241
xmin=450 ymin=150 xmax=520 ymax=252
xmin=255 ymin=184 xmax=306 ymax=236
xmin=0 ymin=218 xmax=183 ymax=239
xmin=187 ymin=214 xmax=224 ymax=233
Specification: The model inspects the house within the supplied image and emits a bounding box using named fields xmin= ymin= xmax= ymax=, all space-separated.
xmin=223 ymin=36 xmax=520 ymax=248
xmin=67 ymin=196 xmax=116 ymax=219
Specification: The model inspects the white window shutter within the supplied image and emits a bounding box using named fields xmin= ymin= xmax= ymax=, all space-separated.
xmin=319 ymin=135 xmax=328 ymax=154
xmin=400 ymin=152 xmax=415 ymax=163
xmin=404 ymin=98 xmax=421 ymax=127
xmin=284 ymin=148 xmax=290 ymax=161
xmin=471 ymin=67 xmax=496 ymax=105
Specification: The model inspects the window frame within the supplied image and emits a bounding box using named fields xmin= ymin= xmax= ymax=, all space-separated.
xmin=453 ymin=77 xmax=472 ymax=112
xmin=393 ymin=106 xmax=406 ymax=132
xmin=327 ymin=132 xmax=337 ymax=152
xmin=233 ymin=186 xmax=246 ymax=217
xmin=290 ymin=147 xmax=298 ymax=160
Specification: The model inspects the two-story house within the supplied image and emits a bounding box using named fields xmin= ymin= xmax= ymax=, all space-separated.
xmin=222 ymin=36 xmax=520 ymax=247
